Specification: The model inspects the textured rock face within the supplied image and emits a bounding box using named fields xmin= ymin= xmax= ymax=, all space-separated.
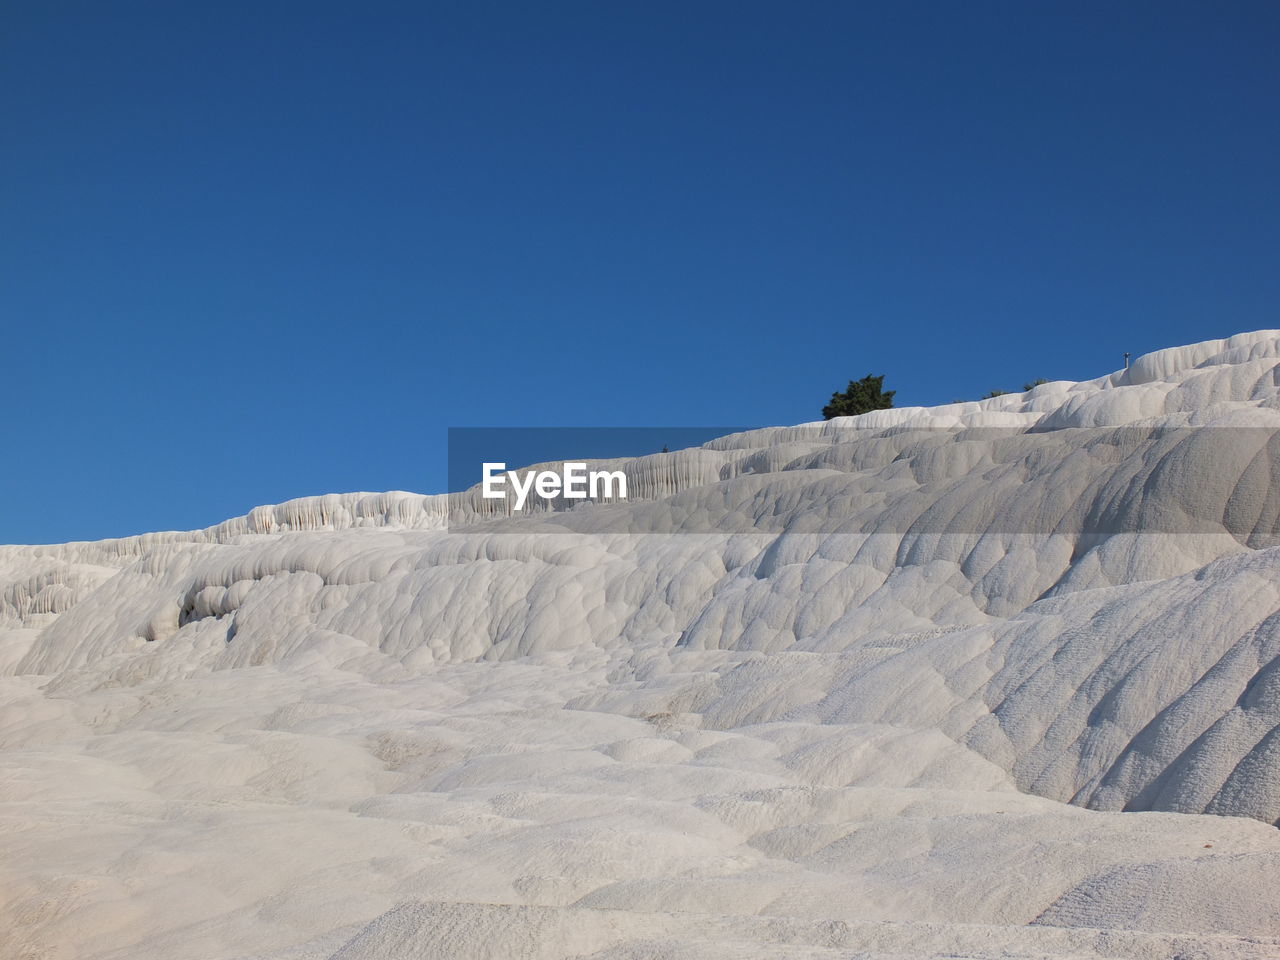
xmin=3 ymin=331 xmax=1280 ymax=959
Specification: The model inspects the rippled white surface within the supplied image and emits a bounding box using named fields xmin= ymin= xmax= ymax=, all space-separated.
xmin=4 ymin=331 xmax=1280 ymax=958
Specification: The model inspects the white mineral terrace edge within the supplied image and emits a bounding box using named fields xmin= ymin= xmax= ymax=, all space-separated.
xmin=4 ymin=331 xmax=1280 ymax=959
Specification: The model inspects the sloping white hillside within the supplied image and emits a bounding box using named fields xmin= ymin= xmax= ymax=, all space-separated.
xmin=3 ymin=331 xmax=1280 ymax=959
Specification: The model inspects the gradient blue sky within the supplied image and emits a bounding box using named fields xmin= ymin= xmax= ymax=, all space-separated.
xmin=4 ymin=1 xmax=1278 ymax=543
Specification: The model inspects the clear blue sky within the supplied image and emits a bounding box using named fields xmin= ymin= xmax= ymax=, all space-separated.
xmin=3 ymin=2 xmax=1278 ymax=543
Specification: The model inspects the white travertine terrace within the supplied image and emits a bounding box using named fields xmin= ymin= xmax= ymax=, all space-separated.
xmin=3 ymin=331 xmax=1280 ymax=959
